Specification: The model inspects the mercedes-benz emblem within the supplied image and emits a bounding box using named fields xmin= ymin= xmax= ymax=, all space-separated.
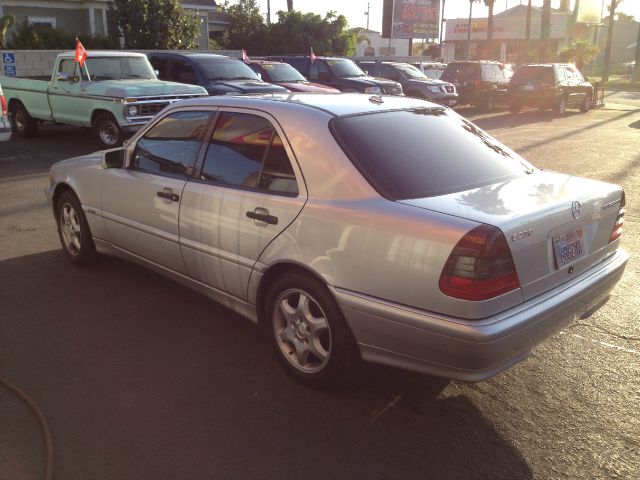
xmin=572 ymin=201 xmax=582 ymax=219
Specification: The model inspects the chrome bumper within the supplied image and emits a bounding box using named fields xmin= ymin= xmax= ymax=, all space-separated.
xmin=332 ymin=248 xmax=628 ymax=382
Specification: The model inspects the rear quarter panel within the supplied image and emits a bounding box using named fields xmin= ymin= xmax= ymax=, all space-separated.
xmin=1 ymin=76 xmax=53 ymax=121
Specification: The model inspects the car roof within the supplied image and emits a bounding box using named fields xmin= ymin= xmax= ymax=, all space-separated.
xmin=57 ymin=51 xmax=147 ymax=59
xmin=147 ymin=52 xmax=231 ymax=60
xmin=250 ymin=60 xmax=286 ymax=65
xmin=166 ymin=92 xmax=441 ymax=118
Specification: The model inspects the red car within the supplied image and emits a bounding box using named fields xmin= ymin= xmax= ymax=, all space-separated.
xmin=249 ymin=60 xmax=340 ymax=93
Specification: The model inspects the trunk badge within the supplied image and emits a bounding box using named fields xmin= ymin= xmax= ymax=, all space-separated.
xmin=572 ymin=201 xmax=582 ymax=219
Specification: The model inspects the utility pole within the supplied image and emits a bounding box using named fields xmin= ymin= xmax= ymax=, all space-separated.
xmin=365 ymin=2 xmax=370 ymax=30
xmin=267 ymin=0 xmax=271 ymax=24
xmin=466 ymin=1 xmax=473 ymax=60
xmin=440 ymin=0 xmax=446 ymax=60
xmin=602 ymin=0 xmax=620 ymax=82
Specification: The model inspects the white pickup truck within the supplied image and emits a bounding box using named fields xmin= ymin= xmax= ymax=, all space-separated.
xmin=0 ymin=51 xmax=207 ymax=148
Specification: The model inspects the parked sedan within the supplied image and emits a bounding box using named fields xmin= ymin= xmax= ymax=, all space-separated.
xmin=0 ymin=85 xmax=11 ymax=142
xmin=509 ymin=64 xmax=594 ymax=115
xmin=248 ymin=60 xmax=340 ymax=93
xmin=46 ymin=93 xmax=627 ymax=387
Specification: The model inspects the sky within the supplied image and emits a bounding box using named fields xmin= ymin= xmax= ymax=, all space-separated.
xmin=253 ymin=0 xmax=640 ymax=33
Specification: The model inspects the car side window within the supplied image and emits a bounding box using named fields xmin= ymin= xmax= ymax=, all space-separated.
xmin=58 ymin=59 xmax=78 ymax=80
xmin=149 ymin=57 xmax=169 ymax=79
xmin=556 ymin=67 xmax=566 ymax=82
xmin=379 ymin=64 xmax=398 ymax=80
xmin=492 ymin=65 xmax=504 ymax=80
xmin=131 ymin=110 xmax=212 ymax=178
xmin=171 ymin=59 xmax=198 ymax=84
xmin=309 ymin=60 xmax=329 ymax=81
xmin=201 ymin=112 xmax=298 ymax=195
xmin=481 ymin=64 xmax=494 ymax=80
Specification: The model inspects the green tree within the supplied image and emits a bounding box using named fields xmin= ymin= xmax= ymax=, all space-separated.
xmin=107 ymin=0 xmax=201 ymax=49
xmin=558 ymin=40 xmax=599 ymax=71
xmin=268 ymin=10 xmax=355 ymax=56
xmin=219 ymin=0 xmax=268 ymax=52
xmin=0 ymin=14 xmax=15 ymax=49
xmin=7 ymin=20 xmax=117 ymax=49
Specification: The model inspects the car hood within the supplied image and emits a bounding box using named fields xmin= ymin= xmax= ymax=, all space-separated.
xmin=208 ymin=80 xmax=289 ymax=94
xmin=400 ymin=169 xmax=623 ymax=301
xmin=83 ymin=80 xmax=206 ymax=98
xmin=276 ymin=81 xmax=340 ymax=93
xmin=406 ymin=78 xmax=449 ymax=87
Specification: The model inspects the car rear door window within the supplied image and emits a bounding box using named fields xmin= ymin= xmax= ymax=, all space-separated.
xmin=481 ymin=64 xmax=494 ymax=80
xmin=132 ymin=111 xmax=212 ymax=178
xmin=201 ymin=112 xmax=298 ymax=195
xmin=331 ymin=108 xmax=531 ymax=200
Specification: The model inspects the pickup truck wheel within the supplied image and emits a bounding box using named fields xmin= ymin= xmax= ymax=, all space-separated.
xmin=11 ymin=103 xmax=38 ymax=137
xmin=579 ymin=94 xmax=592 ymax=113
xmin=93 ymin=113 xmax=123 ymax=149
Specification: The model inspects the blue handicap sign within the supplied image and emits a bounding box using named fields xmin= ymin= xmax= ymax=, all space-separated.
xmin=3 ymin=52 xmax=16 ymax=77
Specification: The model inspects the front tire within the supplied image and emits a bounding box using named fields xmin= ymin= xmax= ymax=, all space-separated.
xmin=55 ymin=191 xmax=97 ymax=266
xmin=481 ymin=95 xmax=495 ymax=112
xmin=510 ymin=102 xmax=522 ymax=115
xmin=266 ymin=273 xmax=360 ymax=387
xmin=11 ymin=102 xmax=38 ymax=137
xmin=93 ymin=113 xmax=123 ymax=149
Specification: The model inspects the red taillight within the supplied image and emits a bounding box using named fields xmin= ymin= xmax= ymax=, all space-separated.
xmin=474 ymin=79 xmax=482 ymax=89
xmin=439 ymin=224 xmax=520 ymax=301
xmin=0 ymin=95 xmax=7 ymax=116
xmin=609 ymin=190 xmax=625 ymax=243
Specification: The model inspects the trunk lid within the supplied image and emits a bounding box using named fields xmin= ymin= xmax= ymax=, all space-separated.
xmin=399 ymin=170 xmax=623 ymax=301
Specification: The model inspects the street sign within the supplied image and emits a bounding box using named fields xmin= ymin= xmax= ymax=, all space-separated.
xmin=2 ymin=52 xmax=16 ymax=77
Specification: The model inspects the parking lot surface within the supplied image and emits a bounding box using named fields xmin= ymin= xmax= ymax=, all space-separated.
xmin=1 ymin=95 xmax=639 ymax=480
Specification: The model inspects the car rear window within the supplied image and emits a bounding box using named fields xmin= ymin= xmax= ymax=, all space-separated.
xmin=331 ymin=108 xmax=533 ymax=200
xmin=512 ymin=66 xmax=555 ymax=83
xmin=441 ymin=63 xmax=479 ymax=82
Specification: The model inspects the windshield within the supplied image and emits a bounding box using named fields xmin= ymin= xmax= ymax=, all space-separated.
xmin=260 ymin=63 xmax=306 ymax=82
xmin=396 ymin=64 xmax=427 ymax=79
xmin=84 ymin=57 xmax=156 ymax=80
xmin=332 ymin=108 xmax=533 ymax=199
xmin=194 ymin=58 xmax=259 ymax=81
xmin=326 ymin=59 xmax=366 ymax=78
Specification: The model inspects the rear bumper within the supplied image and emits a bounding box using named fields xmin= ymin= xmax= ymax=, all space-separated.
xmin=333 ymin=248 xmax=628 ymax=382
xmin=0 ymin=118 xmax=11 ymax=142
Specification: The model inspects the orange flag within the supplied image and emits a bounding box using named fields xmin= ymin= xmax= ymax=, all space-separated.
xmin=74 ymin=38 xmax=87 ymax=67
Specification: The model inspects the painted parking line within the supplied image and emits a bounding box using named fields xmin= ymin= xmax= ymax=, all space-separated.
xmin=560 ymin=331 xmax=640 ymax=355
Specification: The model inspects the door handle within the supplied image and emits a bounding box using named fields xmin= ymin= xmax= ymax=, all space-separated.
xmin=246 ymin=208 xmax=278 ymax=225
xmin=157 ymin=189 xmax=179 ymax=202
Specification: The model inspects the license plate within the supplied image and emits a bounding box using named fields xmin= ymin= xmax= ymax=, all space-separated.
xmin=524 ymin=84 xmax=534 ymax=91
xmin=448 ymin=99 xmax=456 ymax=106
xmin=553 ymin=228 xmax=584 ymax=268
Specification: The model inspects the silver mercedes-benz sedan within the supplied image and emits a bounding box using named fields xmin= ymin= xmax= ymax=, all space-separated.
xmin=46 ymin=93 xmax=627 ymax=387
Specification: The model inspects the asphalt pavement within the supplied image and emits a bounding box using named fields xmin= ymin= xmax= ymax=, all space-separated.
xmin=1 ymin=92 xmax=639 ymax=480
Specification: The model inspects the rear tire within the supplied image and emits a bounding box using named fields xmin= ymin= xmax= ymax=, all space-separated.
xmin=55 ymin=191 xmax=98 ymax=266
xmin=481 ymin=95 xmax=495 ymax=112
xmin=509 ymin=102 xmax=522 ymax=115
xmin=266 ymin=272 xmax=360 ymax=387
xmin=11 ymin=102 xmax=38 ymax=137
xmin=93 ymin=112 xmax=123 ymax=149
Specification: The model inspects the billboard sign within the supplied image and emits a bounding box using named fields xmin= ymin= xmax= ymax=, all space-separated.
xmin=385 ymin=0 xmax=441 ymax=39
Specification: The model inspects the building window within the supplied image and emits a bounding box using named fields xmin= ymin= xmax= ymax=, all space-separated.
xmin=379 ymin=47 xmax=396 ymax=56
xmin=28 ymin=16 xmax=56 ymax=28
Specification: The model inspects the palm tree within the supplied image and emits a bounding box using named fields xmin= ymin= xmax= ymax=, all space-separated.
xmin=287 ymin=0 xmax=293 ymax=12
xmin=633 ymin=22 xmax=640 ymax=82
xmin=523 ymin=0 xmax=532 ymax=61
xmin=484 ymin=0 xmax=496 ymax=59
xmin=540 ymin=0 xmax=551 ymax=61
xmin=466 ymin=0 xmax=481 ymax=60
xmin=602 ymin=0 xmax=624 ymax=82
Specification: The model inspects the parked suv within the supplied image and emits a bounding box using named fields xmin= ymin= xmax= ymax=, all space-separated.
xmin=248 ymin=60 xmax=340 ymax=93
xmin=148 ymin=52 xmax=289 ymax=95
xmin=357 ymin=61 xmax=457 ymax=106
xmin=0 ymin=85 xmax=11 ymax=142
xmin=508 ymin=64 xmax=594 ymax=115
xmin=440 ymin=60 xmax=512 ymax=111
xmin=268 ymin=56 xmax=403 ymax=95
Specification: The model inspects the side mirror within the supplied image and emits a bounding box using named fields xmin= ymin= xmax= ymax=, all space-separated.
xmin=56 ymin=71 xmax=72 ymax=82
xmin=103 ymin=148 xmax=125 ymax=169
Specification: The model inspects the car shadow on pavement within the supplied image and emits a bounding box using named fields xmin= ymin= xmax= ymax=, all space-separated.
xmin=470 ymin=109 xmax=581 ymax=131
xmin=1 ymin=250 xmax=533 ymax=480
